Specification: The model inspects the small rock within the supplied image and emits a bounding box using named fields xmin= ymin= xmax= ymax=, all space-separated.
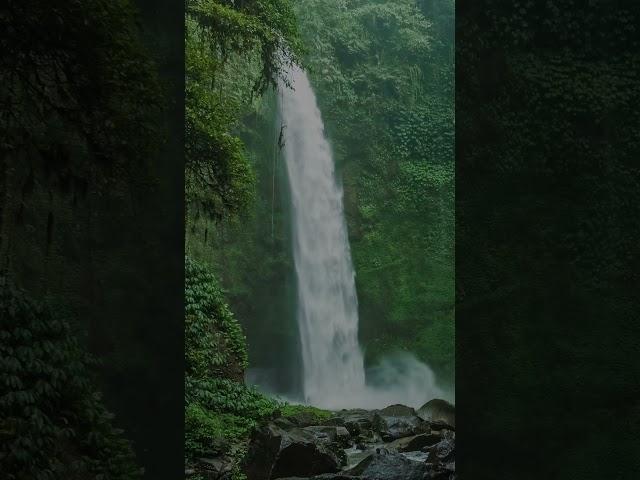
xmin=195 ymin=456 xmax=234 ymax=480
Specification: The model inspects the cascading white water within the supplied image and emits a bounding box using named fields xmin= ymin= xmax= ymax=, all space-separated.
xmin=280 ymin=65 xmax=367 ymax=407
xmin=279 ymin=65 xmax=448 ymax=410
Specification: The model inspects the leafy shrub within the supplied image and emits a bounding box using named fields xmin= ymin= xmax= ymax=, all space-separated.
xmin=0 ymin=280 xmax=141 ymax=479
xmin=184 ymin=257 xmax=279 ymax=478
xmin=186 ymin=256 xmax=248 ymax=380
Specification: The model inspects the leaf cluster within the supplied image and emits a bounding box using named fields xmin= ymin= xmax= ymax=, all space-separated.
xmin=185 ymin=0 xmax=303 ymax=221
xmin=0 ymin=281 xmax=141 ymax=479
xmin=184 ymin=257 xmax=280 ymax=478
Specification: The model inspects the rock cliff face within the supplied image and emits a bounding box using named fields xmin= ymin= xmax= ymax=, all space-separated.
xmin=1 ymin=1 xmax=183 ymax=476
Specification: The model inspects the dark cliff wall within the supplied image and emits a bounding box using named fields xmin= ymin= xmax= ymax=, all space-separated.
xmin=0 ymin=1 xmax=184 ymax=478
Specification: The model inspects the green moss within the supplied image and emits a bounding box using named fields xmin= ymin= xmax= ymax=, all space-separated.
xmin=280 ymin=404 xmax=333 ymax=422
xmin=185 ymin=257 xmax=280 ymax=477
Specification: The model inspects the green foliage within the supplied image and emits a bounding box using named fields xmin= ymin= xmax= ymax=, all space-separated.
xmin=185 ymin=404 xmax=250 ymax=457
xmin=0 ymin=281 xmax=141 ymax=479
xmin=187 ymin=377 xmax=279 ymax=421
xmin=184 ymin=257 xmax=279 ymax=477
xmin=280 ymin=404 xmax=332 ymax=422
xmin=184 ymin=1 xmax=305 ymax=474
xmin=186 ymin=256 xmax=249 ymax=379
xmin=185 ymin=0 xmax=303 ymax=220
xmin=294 ymin=0 xmax=454 ymax=384
xmin=199 ymin=0 xmax=455 ymax=388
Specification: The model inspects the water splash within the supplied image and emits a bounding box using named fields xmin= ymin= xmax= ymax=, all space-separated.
xmin=279 ymin=65 xmax=447 ymax=409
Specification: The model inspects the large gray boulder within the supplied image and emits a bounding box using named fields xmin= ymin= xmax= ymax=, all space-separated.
xmin=336 ymin=409 xmax=378 ymax=438
xmin=304 ymin=425 xmax=352 ymax=448
xmin=417 ymin=399 xmax=455 ymax=428
xmin=374 ymin=404 xmax=430 ymax=441
xmin=388 ymin=432 xmax=442 ymax=452
xmin=243 ymin=423 xmax=341 ymax=480
xmin=346 ymin=451 xmax=428 ymax=480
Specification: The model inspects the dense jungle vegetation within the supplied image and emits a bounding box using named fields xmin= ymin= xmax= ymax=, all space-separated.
xmin=185 ymin=0 xmax=454 ymax=476
xmin=187 ymin=0 xmax=454 ymax=393
xmin=184 ymin=0 xmax=306 ymax=476
xmin=298 ymin=0 xmax=454 ymax=382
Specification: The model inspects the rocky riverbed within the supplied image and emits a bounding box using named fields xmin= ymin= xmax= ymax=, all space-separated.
xmin=191 ymin=399 xmax=455 ymax=480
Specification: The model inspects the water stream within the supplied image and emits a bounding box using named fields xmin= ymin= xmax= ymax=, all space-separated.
xmin=279 ymin=65 xmax=446 ymax=409
xmin=280 ymin=65 xmax=366 ymax=407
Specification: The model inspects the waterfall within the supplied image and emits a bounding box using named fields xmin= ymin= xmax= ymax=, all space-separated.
xmin=280 ymin=65 xmax=366 ymax=407
xmin=279 ymin=65 xmax=447 ymax=410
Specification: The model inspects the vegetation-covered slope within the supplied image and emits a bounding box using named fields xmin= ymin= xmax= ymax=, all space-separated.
xmin=296 ymin=0 xmax=455 ymax=383
xmin=196 ymin=0 xmax=455 ymax=390
xmin=185 ymin=257 xmax=280 ymax=479
xmin=184 ymin=0 xmax=305 ymax=395
xmin=183 ymin=0 xmax=306 ymax=477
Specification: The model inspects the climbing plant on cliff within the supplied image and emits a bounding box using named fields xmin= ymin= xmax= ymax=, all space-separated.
xmin=185 ymin=257 xmax=279 ymax=479
xmin=0 ymin=281 xmax=141 ymax=479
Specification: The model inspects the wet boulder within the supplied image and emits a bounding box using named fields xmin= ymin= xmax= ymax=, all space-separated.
xmin=346 ymin=451 xmax=428 ymax=480
xmin=322 ymin=416 xmax=347 ymax=427
xmin=417 ymin=399 xmax=455 ymax=428
xmin=374 ymin=404 xmax=429 ymax=441
xmin=379 ymin=404 xmax=416 ymax=417
xmin=388 ymin=432 xmax=442 ymax=452
xmin=336 ymin=409 xmax=378 ymax=439
xmin=424 ymin=430 xmax=455 ymax=464
xmin=304 ymin=425 xmax=352 ymax=448
xmin=243 ymin=423 xmax=340 ymax=480
xmin=186 ymin=456 xmax=234 ymax=480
